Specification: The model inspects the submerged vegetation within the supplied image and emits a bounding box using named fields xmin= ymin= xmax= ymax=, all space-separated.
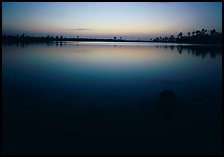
xmin=2 ymin=28 xmax=222 ymax=45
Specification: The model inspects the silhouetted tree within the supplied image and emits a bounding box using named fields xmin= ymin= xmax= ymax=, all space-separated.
xmin=154 ymin=37 xmax=159 ymax=41
xmin=201 ymin=28 xmax=207 ymax=36
xmin=210 ymin=29 xmax=217 ymax=36
xmin=168 ymin=35 xmax=175 ymax=42
xmin=177 ymin=32 xmax=183 ymax=39
xmin=46 ymin=35 xmax=50 ymax=42
xmin=188 ymin=32 xmax=191 ymax=37
xmin=195 ymin=30 xmax=201 ymax=36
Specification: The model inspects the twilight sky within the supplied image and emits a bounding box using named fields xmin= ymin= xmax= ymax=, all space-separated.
xmin=2 ymin=2 xmax=222 ymax=40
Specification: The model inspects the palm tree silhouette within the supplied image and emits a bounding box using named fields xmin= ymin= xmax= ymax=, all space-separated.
xmin=188 ymin=32 xmax=191 ymax=37
xmin=177 ymin=32 xmax=183 ymax=39
xmin=201 ymin=28 xmax=207 ymax=36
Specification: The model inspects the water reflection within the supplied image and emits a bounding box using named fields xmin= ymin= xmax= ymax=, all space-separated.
xmin=2 ymin=42 xmax=222 ymax=103
xmin=2 ymin=42 xmax=222 ymax=154
xmin=3 ymin=42 xmax=221 ymax=59
xmin=154 ymin=45 xmax=222 ymax=59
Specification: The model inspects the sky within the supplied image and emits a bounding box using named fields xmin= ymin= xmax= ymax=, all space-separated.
xmin=2 ymin=2 xmax=222 ymax=40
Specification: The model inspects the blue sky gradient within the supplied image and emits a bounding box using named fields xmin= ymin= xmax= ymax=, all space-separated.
xmin=2 ymin=2 xmax=222 ymax=40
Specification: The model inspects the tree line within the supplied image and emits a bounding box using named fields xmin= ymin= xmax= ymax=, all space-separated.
xmin=152 ymin=28 xmax=222 ymax=44
xmin=2 ymin=34 xmax=128 ymax=45
xmin=2 ymin=28 xmax=222 ymax=45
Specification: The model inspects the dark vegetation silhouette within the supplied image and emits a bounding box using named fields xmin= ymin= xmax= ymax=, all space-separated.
xmin=152 ymin=28 xmax=222 ymax=44
xmin=2 ymin=28 xmax=222 ymax=45
xmin=2 ymin=34 xmax=127 ymax=46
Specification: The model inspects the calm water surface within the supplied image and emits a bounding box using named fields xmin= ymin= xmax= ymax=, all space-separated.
xmin=2 ymin=42 xmax=222 ymax=154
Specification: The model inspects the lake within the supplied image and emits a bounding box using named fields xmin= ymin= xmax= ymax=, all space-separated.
xmin=2 ymin=42 xmax=222 ymax=155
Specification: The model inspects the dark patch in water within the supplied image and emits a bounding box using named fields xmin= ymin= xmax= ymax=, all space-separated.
xmin=156 ymin=89 xmax=178 ymax=112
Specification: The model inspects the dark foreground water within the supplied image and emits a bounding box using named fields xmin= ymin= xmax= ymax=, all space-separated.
xmin=2 ymin=42 xmax=222 ymax=154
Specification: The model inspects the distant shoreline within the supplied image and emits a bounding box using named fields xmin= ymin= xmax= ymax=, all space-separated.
xmin=2 ymin=38 xmax=222 ymax=46
xmin=2 ymin=33 xmax=222 ymax=46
